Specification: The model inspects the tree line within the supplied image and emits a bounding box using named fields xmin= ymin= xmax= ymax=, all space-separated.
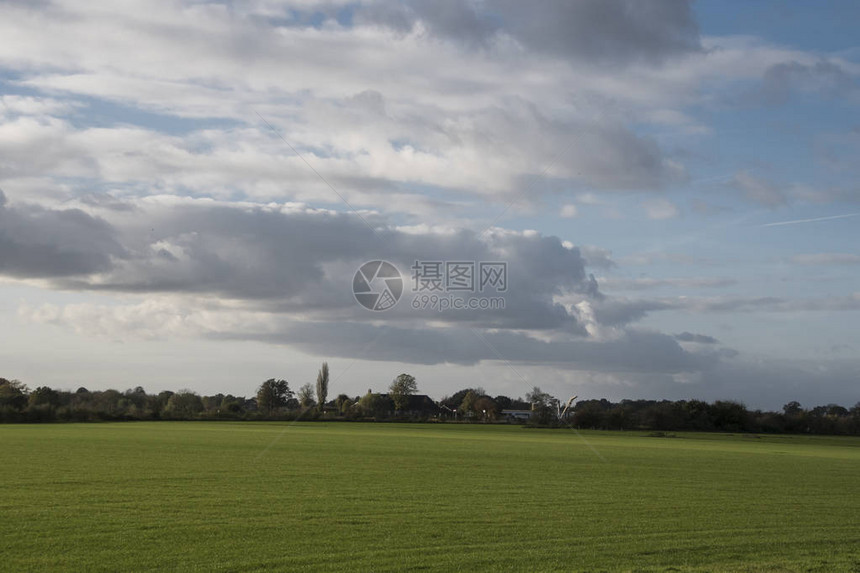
xmin=1 ymin=373 xmax=858 ymax=436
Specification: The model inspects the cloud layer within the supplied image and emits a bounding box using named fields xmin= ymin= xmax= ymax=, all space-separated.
xmin=1 ymin=1 xmax=859 ymax=407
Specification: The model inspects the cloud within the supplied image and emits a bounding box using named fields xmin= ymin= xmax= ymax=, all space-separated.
xmin=546 ymin=356 xmax=859 ymax=410
xmin=4 ymin=191 xmax=732 ymax=376
xmin=643 ymin=198 xmax=680 ymax=219
xmin=0 ymin=0 xmax=703 ymax=214
xmin=576 ymin=245 xmax=615 ymax=270
xmin=22 ymin=297 xmax=717 ymax=374
xmin=587 ymin=293 xmax=860 ymax=326
xmin=790 ymin=253 xmax=860 ymax=265
xmin=0 ymin=189 xmax=125 ymax=278
xmin=3 ymin=195 xmax=605 ymax=334
xmin=732 ymin=171 xmax=787 ymax=207
xmin=758 ymin=60 xmax=857 ymax=105
xmin=1 ymin=0 xmax=859 ymax=406
xmin=560 ymin=204 xmax=578 ymax=218
xmin=598 ymin=277 xmax=736 ymax=291
xmin=674 ymin=331 xmax=718 ymax=344
xmin=361 ymin=0 xmax=702 ymax=66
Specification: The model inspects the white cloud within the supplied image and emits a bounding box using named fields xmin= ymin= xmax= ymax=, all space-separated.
xmin=643 ymin=198 xmax=680 ymax=220
xmin=560 ymin=204 xmax=578 ymax=218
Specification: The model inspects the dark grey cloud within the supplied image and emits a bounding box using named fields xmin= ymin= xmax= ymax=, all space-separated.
xmin=2 ymin=196 xmax=601 ymax=333
xmin=233 ymin=321 xmax=717 ymax=374
xmin=1 ymin=194 xmax=735 ymax=375
xmin=0 ymin=189 xmax=124 ymax=277
xmin=360 ymin=0 xmax=701 ymax=65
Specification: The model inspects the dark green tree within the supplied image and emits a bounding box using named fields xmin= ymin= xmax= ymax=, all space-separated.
xmin=0 ymin=379 xmax=29 ymax=411
xmin=164 ymin=391 xmax=204 ymax=418
xmin=358 ymin=392 xmax=394 ymax=418
xmin=783 ymin=401 xmax=803 ymax=415
xmin=256 ymin=379 xmax=292 ymax=414
xmin=474 ymin=395 xmax=498 ymax=420
xmin=389 ymin=373 xmax=417 ymax=412
xmin=334 ymin=393 xmax=353 ymax=414
xmin=316 ymin=362 xmax=329 ymax=412
xmin=459 ymin=390 xmax=477 ymax=416
xmin=28 ymin=386 xmax=60 ymax=408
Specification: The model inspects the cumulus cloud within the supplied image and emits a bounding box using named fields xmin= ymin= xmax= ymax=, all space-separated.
xmin=3 ymin=191 xmax=732 ymax=376
xmin=3 ymin=195 xmax=603 ymax=334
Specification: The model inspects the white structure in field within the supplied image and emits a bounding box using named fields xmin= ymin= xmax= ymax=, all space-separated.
xmin=557 ymin=395 xmax=578 ymax=420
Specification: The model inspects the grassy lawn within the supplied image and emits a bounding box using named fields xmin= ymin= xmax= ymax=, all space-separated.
xmin=1 ymin=422 xmax=859 ymax=572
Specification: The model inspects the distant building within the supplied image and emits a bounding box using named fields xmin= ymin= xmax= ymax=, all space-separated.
xmin=501 ymin=409 xmax=532 ymax=421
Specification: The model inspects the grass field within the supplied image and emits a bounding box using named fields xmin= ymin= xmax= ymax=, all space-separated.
xmin=1 ymin=422 xmax=859 ymax=572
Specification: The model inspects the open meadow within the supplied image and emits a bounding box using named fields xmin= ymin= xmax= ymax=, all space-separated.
xmin=1 ymin=422 xmax=859 ymax=572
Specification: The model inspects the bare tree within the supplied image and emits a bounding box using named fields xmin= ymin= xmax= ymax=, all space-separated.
xmin=298 ymin=383 xmax=315 ymax=408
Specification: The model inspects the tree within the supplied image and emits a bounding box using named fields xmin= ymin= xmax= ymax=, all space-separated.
xmin=28 ymin=386 xmax=60 ymax=408
xmin=298 ymin=383 xmax=315 ymax=408
xmin=358 ymin=392 xmax=394 ymax=418
xmin=494 ymin=395 xmax=513 ymax=410
xmin=389 ymin=373 xmax=417 ymax=412
xmin=334 ymin=394 xmax=353 ymax=414
xmin=459 ymin=390 xmax=477 ymax=416
xmin=257 ymin=379 xmax=292 ymax=414
xmin=474 ymin=395 xmax=499 ymax=420
xmin=316 ymin=362 xmax=329 ymax=412
xmin=526 ymin=386 xmax=553 ymax=410
xmin=164 ymin=391 xmax=204 ymax=418
xmin=783 ymin=401 xmax=803 ymax=415
xmin=0 ymin=379 xmax=29 ymax=411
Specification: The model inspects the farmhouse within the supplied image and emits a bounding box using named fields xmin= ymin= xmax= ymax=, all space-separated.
xmin=501 ymin=409 xmax=533 ymax=421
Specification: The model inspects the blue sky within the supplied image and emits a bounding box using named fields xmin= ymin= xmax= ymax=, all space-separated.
xmin=0 ymin=0 xmax=857 ymax=409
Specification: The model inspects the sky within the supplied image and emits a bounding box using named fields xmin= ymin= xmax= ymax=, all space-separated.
xmin=0 ymin=0 xmax=858 ymax=410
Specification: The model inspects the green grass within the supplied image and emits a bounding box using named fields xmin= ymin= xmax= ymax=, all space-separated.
xmin=1 ymin=423 xmax=859 ymax=572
